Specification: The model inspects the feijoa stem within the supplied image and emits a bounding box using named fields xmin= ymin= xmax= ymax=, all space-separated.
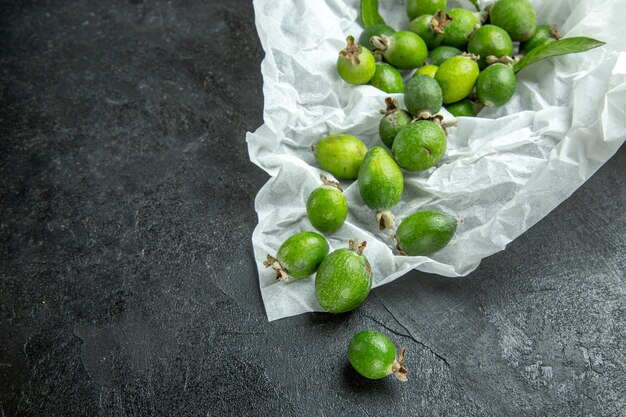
xmin=390 ymin=233 xmax=407 ymax=256
xmin=550 ymin=26 xmax=562 ymax=40
xmin=461 ymin=52 xmax=480 ymax=61
xmin=339 ymin=35 xmax=362 ymax=66
xmin=486 ymin=55 xmax=514 ymax=65
xmin=377 ymin=210 xmax=395 ymax=230
xmin=391 ymin=346 xmax=408 ymax=382
xmin=380 ymin=97 xmax=399 ymax=115
xmin=431 ymin=11 xmax=452 ymax=35
xmin=370 ymin=35 xmax=389 ymax=52
xmin=320 ymin=174 xmax=343 ymax=191
xmin=348 ymin=238 xmax=367 ymax=256
xmin=263 ymin=254 xmax=289 ymax=283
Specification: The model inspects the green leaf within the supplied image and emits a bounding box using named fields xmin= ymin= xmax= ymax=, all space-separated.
xmin=513 ymin=37 xmax=606 ymax=74
xmin=360 ymin=0 xmax=386 ymax=28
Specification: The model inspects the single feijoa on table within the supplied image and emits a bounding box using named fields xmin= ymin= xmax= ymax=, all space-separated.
xmin=358 ymin=23 xmax=396 ymax=52
xmin=315 ymin=239 xmax=372 ymax=314
xmin=442 ymin=8 xmax=481 ymax=50
xmin=445 ymin=98 xmax=476 ymax=117
xmin=435 ymin=55 xmax=480 ymax=104
xmin=348 ymin=330 xmax=408 ymax=381
xmin=358 ymin=146 xmax=404 ymax=230
xmin=408 ymin=11 xmax=449 ymax=50
xmin=306 ymin=175 xmax=348 ymax=234
xmin=406 ymin=0 xmax=446 ymax=20
xmin=392 ymin=120 xmax=446 ymax=172
xmin=489 ymin=0 xmax=537 ymax=42
xmin=379 ymin=98 xmax=412 ymax=149
xmin=337 ymin=35 xmax=376 ymax=85
xmin=428 ymin=45 xmax=462 ymax=66
xmin=475 ymin=63 xmax=517 ymax=107
xmin=264 ymin=231 xmax=329 ymax=282
xmin=371 ymin=31 xmax=427 ymax=70
xmin=416 ymin=64 xmax=438 ymax=78
xmin=313 ymin=134 xmax=367 ymax=180
xmin=369 ymin=63 xmax=404 ymax=93
xmin=468 ymin=25 xmax=514 ymax=69
xmin=519 ymin=24 xmax=560 ymax=55
xmin=404 ymin=74 xmax=443 ymax=118
xmin=395 ymin=210 xmax=458 ymax=256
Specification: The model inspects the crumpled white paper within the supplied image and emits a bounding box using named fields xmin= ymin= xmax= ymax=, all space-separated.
xmin=246 ymin=0 xmax=626 ymax=321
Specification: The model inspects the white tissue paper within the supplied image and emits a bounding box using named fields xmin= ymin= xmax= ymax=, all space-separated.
xmin=246 ymin=0 xmax=626 ymax=321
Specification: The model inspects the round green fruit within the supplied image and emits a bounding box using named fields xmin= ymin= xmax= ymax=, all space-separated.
xmin=348 ymin=330 xmax=408 ymax=381
xmin=379 ymin=98 xmax=412 ymax=149
xmin=428 ymin=45 xmax=462 ymax=66
xmin=306 ymin=182 xmax=348 ymax=234
xmin=519 ymin=24 xmax=560 ymax=54
xmin=406 ymin=0 xmax=446 ymax=20
xmin=313 ymin=134 xmax=367 ymax=180
xmin=369 ymin=63 xmax=404 ymax=93
xmin=371 ymin=31 xmax=428 ymax=70
xmin=468 ymin=25 xmax=513 ymax=69
xmin=405 ymin=74 xmax=443 ymax=118
xmin=490 ymin=0 xmax=537 ymax=42
xmin=435 ymin=55 xmax=480 ymax=104
xmin=315 ymin=239 xmax=372 ymax=313
xmin=416 ymin=64 xmax=438 ymax=78
xmin=337 ymin=35 xmax=376 ymax=85
xmin=358 ymin=24 xmax=396 ymax=52
xmin=408 ymin=14 xmax=445 ymax=50
xmin=392 ymin=121 xmax=446 ymax=171
xmin=475 ymin=63 xmax=516 ymax=107
xmin=396 ymin=210 xmax=457 ymax=256
xmin=445 ymin=99 xmax=476 ymax=117
xmin=442 ymin=8 xmax=481 ymax=49
xmin=264 ymin=231 xmax=329 ymax=282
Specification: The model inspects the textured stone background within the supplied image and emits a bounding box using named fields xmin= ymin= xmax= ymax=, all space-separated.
xmin=0 ymin=1 xmax=624 ymax=415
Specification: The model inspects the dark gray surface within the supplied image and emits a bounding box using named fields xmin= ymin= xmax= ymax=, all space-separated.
xmin=0 ymin=1 xmax=624 ymax=416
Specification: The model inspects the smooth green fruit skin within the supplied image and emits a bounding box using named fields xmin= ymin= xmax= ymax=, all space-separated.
xmin=519 ymin=24 xmax=556 ymax=54
xmin=416 ymin=64 xmax=438 ymax=78
xmin=408 ymin=15 xmax=443 ymax=50
xmin=337 ymin=46 xmax=376 ymax=85
xmin=396 ymin=210 xmax=457 ymax=256
xmin=314 ymin=134 xmax=367 ymax=180
xmin=358 ymin=24 xmax=396 ymax=52
xmin=405 ymin=74 xmax=443 ymax=117
xmin=428 ymin=46 xmax=462 ymax=66
xmin=490 ymin=0 xmax=537 ymax=42
xmin=358 ymin=146 xmax=404 ymax=210
xmin=315 ymin=249 xmax=372 ymax=313
xmin=392 ymin=121 xmax=446 ymax=171
xmin=306 ymin=186 xmax=348 ymax=234
xmin=379 ymin=110 xmax=412 ymax=149
xmin=435 ymin=56 xmax=480 ymax=104
xmin=381 ymin=31 xmax=428 ymax=70
xmin=406 ymin=0 xmax=446 ymax=20
xmin=476 ymin=63 xmax=516 ymax=107
xmin=369 ymin=63 xmax=404 ymax=93
xmin=468 ymin=25 xmax=514 ymax=69
xmin=277 ymin=232 xmax=329 ymax=278
xmin=442 ymin=8 xmax=481 ymax=49
xmin=348 ymin=330 xmax=397 ymax=379
xmin=445 ymin=99 xmax=476 ymax=117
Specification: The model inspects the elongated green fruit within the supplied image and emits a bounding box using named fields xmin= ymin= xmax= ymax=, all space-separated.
xmin=395 ymin=210 xmax=458 ymax=256
xmin=313 ymin=134 xmax=367 ymax=180
xmin=264 ymin=231 xmax=329 ymax=282
xmin=358 ymin=146 xmax=404 ymax=230
xmin=348 ymin=330 xmax=408 ymax=381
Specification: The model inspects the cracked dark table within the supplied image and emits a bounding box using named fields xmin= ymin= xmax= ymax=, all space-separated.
xmin=1 ymin=1 xmax=624 ymax=415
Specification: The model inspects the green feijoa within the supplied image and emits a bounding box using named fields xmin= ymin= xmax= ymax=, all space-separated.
xmin=435 ymin=55 xmax=480 ymax=104
xmin=405 ymin=74 xmax=443 ymax=118
xmin=445 ymin=98 xmax=476 ymax=117
xmin=306 ymin=178 xmax=348 ymax=234
xmin=358 ymin=24 xmax=396 ymax=52
xmin=371 ymin=31 xmax=428 ymax=70
xmin=395 ymin=210 xmax=457 ymax=256
xmin=416 ymin=64 xmax=438 ymax=78
xmin=264 ymin=231 xmax=329 ymax=282
xmin=476 ymin=63 xmax=516 ymax=107
xmin=315 ymin=239 xmax=372 ymax=313
xmin=358 ymin=146 xmax=404 ymax=230
xmin=313 ymin=134 xmax=367 ymax=180
xmin=379 ymin=98 xmax=412 ymax=149
xmin=408 ymin=13 xmax=447 ymax=50
xmin=337 ymin=35 xmax=376 ymax=85
xmin=490 ymin=0 xmax=537 ymax=42
xmin=442 ymin=8 xmax=481 ymax=49
xmin=406 ymin=0 xmax=446 ymax=20
xmin=348 ymin=330 xmax=408 ymax=381
xmin=519 ymin=24 xmax=560 ymax=54
xmin=428 ymin=45 xmax=462 ymax=66
xmin=392 ymin=121 xmax=446 ymax=171
xmin=467 ymin=25 xmax=514 ymax=69
xmin=369 ymin=63 xmax=404 ymax=93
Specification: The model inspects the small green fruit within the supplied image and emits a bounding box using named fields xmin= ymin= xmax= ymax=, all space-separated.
xmin=348 ymin=330 xmax=408 ymax=381
xmin=408 ymin=12 xmax=448 ymax=50
xmin=442 ymin=8 xmax=481 ymax=49
xmin=358 ymin=24 xmax=396 ymax=52
xmin=369 ymin=63 xmax=404 ymax=93
xmin=468 ymin=25 xmax=514 ymax=69
xmin=404 ymin=74 xmax=443 ymax=118
xmin=519 ymin=24 xmax=560 ymax=55
xmin=428 ymin=45 xmax=462 ymax=66
xmin=306 ymin=178 xmax=348 ymax=234
xmin=264 ymin=231 xmax=329 ymax=282
xmin=379 ymin=98 xmax=413 ymax=149
xmin=315 ymin=239 xmax=372 ymax=313
xmin=475 ymin=63 xmax=516 ymax=107
xmin=490 ymin=0 xmax=537 ymax=42
xmin=396 ymin=210 xmax=457 ymax=256
xmin=416 ymin=64 xmax=438 ymax=78
xmin=435 ymin=55 xmax=480 ymax=104
xmin=358 ymin=146 xmax=404 ymax=230
xmin=337 ymin=35 xmax=376 ymax=85
xmin=445 ymin=99 xmax=476 ymax=117
xmin=406 ymin=0 xmax=446 ymax=20
xmin=313 ymin=134 xmax=367 ymax=180
xmin=392 ymin=121 xmax=446 ymax=171
xmin=371 ymin=31 xmax=428 ymax=70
